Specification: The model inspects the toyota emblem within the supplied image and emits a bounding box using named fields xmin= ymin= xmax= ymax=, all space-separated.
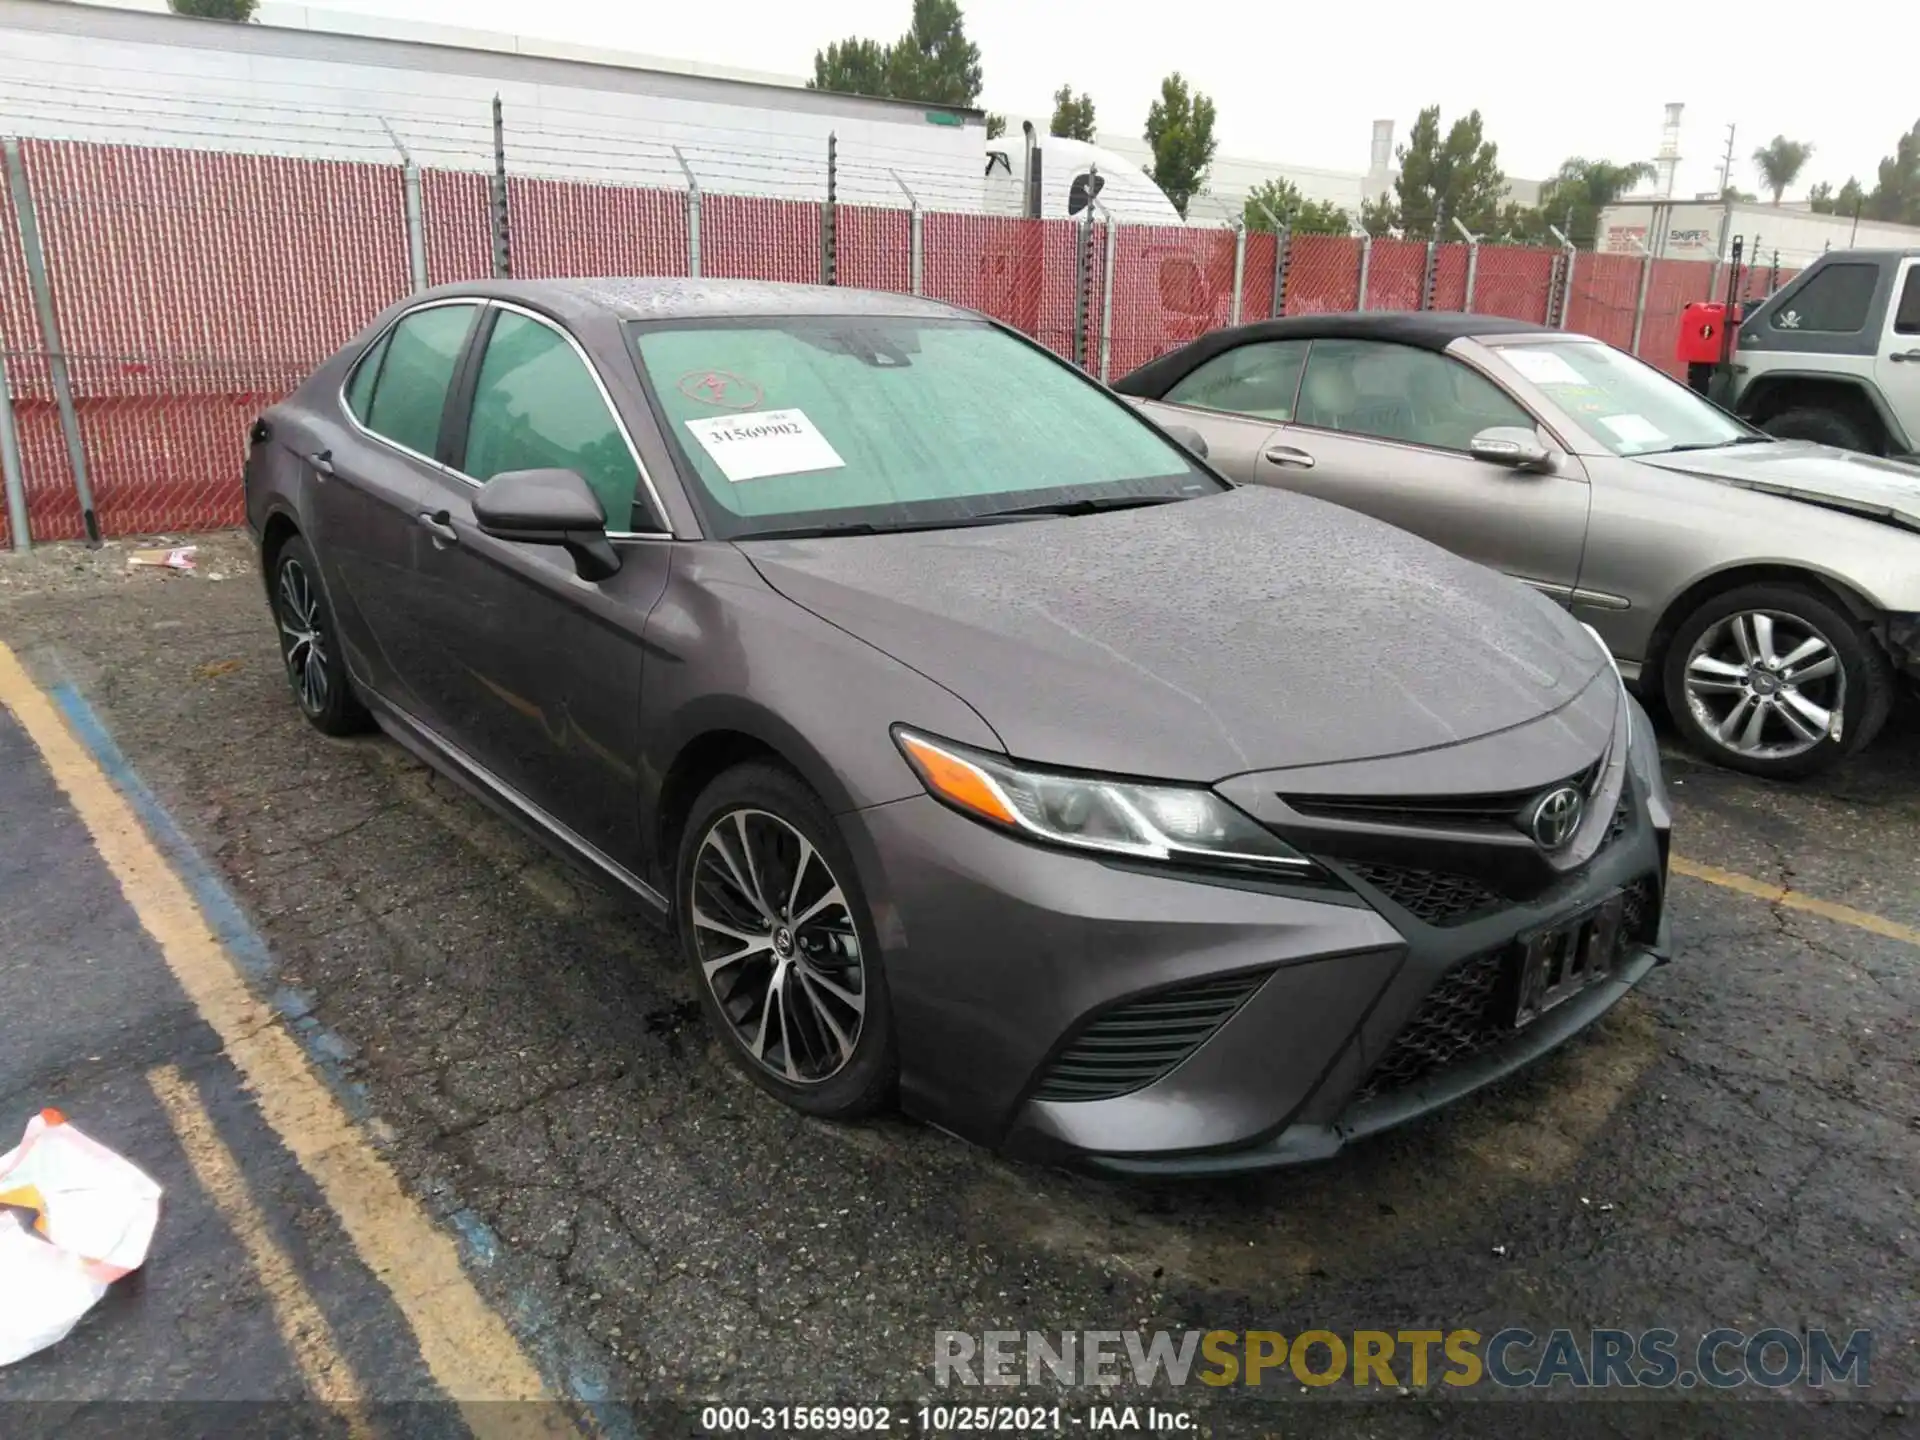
xmin=1528 ymin=785 xmax=1586 ymax=850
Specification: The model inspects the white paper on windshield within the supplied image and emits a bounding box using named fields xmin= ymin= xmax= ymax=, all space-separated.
xmin=1501 ymin=349 xmax=1587 ymax=387
xmin=1598 ymin=413 xmax=1670 ymax=447
xmin=684 ymin=409 xmax=846 ymax=483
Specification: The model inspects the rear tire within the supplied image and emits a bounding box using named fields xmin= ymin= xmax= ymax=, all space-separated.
xmin=269 ymin=536 xmax=371 ymax=737
xmin=1760 ymin=406 xmax=1873 ymax=453
xmin=1661 ymin=582 xmax=1893 ymax=779
xmin=674 ymin=762 xmax=897 ymax=1120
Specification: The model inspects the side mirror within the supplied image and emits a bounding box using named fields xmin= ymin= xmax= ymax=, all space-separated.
xmin=1469 ymin=426 xmax=1554 ymax=472
xmin=1162 ymin=424 xmax=1209 ymax=460
xmin=472 ymin=468 xmax=622 ymax=581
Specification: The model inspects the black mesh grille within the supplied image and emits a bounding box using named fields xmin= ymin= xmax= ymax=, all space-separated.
xmin=1605 ymin=793 xmax=1636 ymax=848
xmin=1358 ymin=948 xmax=1511 ymax=1098
xmin=1034 ymin=972 xmax=1269 ymax=1103
xmin=1357 ymin=872 xmax=1662 ymax=1102
xmin=1348 ymin=863 xmax=1503 ymax=926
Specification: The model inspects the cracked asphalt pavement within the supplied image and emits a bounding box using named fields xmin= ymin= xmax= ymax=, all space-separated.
xmin=0 ymin=532 xmax=1914 ymax=1437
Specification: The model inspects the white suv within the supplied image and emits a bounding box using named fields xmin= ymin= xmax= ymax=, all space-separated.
xmin=1725 ymin=248 xmax=1920 ymax=460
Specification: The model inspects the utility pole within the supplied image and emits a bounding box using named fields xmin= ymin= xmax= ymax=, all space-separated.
xmin=1717 ymin=122 xmax=1737 ymax=195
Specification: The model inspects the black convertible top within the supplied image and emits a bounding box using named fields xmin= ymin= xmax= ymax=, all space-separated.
xmin=1112 ymin=311 xmax=1554 ymax=397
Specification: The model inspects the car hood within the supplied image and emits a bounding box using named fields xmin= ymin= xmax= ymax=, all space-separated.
xmin=740 ymin=487 xmax=1608 ymax=781
xmin=1638 ymin=440 xmax=1920 ymax=534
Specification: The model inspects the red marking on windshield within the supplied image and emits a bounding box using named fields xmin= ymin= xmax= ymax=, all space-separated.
xmin=676 ymin=369 xmax=764 ymax=410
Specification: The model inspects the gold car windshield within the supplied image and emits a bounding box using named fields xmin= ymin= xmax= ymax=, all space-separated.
xmin=1490 ymin=339 xmax=1760 ymax=457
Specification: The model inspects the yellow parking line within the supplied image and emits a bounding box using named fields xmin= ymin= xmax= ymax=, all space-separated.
xmin=0 ymin=641 xmax=561 ymax=1429
xmin=148 ymin=1064 xmax=374 ymax=1435
xmin=1669 ymin=854 xmax=1920 ymax=948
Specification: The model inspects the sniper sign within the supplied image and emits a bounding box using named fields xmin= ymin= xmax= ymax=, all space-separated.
xmin=685 ymin=408 xmax=846 ymax=483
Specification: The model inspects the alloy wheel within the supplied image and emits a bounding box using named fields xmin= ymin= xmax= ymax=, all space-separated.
xmin=1682 ymin=608 xmax=1844 ymax=762
xmin=275 ymin=558 xmax=331 ymax=716
xmin=689 ymin=808 xmax=866 ymax=1085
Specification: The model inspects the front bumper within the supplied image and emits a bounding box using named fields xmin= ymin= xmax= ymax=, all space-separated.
xmin=840 ymin=700 xmax=1674 ymax=1175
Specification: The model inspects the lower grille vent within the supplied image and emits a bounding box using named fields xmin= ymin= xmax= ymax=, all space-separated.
xmin=1033 ymin=972 xmax=1269 ymax=1103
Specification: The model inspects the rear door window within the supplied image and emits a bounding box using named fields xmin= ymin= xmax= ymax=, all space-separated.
xmin=1162 ymin=340 xmax=1311 ymax=419
xmin=361 ymin=304 xmax=477 ymax=458
xmin=463 ymin=311 xmax=643 ymax=528
xmin=1771 ymin=263 xmax=1877 ymax=333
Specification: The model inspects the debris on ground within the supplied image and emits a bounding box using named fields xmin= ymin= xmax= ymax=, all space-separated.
xmin=126 ymin=545 xmax=197 ymax=573
xmin=195 ymin=658 xmax=242 ymax=680
xmin=0 ymin=1109 xmax=162 ymax=1366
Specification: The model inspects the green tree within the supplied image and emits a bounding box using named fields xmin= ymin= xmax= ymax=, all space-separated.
xmin=1240 ymin=177 xmax=1351 ymax=235
xmin=809 ymin=0 xmax=983 ymax=108
xmin=1864 ymin=119 xmax=1920 ymax=225
xmin=1143 ymin=72 xmax=1217 ymax=220
xmin=1365 ymin=105 xmax=1507 ymax=239
xmin=811 ymin=37 xmax=890 ymax=97
xmin=884 ymin=0 xmax=983 ymax=107
xmin=1806 ymin=180 xmax=1834 ymax=211
xmin=168 ymin=0 xmax=257 ymax=17
xmin=1533 ymin=156 xmax=1657 ymax=247
xmin=1049 ymin=85 xmax=1097 ymax=142
xmin=986 ymin=113 xmax=1006 ymax=140
xmin=1751 ymin=136 xmax=1815 ymax=204
xmin=1808 ymin=177 xmax=1867 ymax=215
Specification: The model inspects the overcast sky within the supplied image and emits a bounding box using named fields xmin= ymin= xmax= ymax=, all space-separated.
xmin=245 ymin=0 xmax=1913 ymax=196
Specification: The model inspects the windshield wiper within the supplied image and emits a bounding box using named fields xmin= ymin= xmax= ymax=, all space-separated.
xmin=979 ymin=493 xmax=1191 ymax=520
xmin=1656 ymin=435 xmax=1773 ymax=454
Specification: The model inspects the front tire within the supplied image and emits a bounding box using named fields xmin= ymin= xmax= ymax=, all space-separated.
xmin=1661 ymin=582 xmax=1892 ymax=779
xmin=674 ymin=762 xmax=897 ymax=1119
xmin=1760 ymin=406 xmax=1873 ymax=454
xmin=269 ymin=536 xmax=370 ymax=736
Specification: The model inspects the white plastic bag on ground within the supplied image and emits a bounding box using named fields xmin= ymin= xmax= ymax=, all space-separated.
xmin=0 ymin=1213 xmax=108 ymax=1365
xmin=0 ymin=1109 xmax=163 ymax=1366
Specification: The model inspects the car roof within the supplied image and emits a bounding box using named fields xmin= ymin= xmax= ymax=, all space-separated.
xmin=414 ymin=276 xmax=971 ymax=324
xmin=1112 ymin=311 xmax=1556 ymax=395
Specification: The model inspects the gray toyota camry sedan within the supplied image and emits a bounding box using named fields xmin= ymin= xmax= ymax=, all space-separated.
xmin=244 ymin=278 xmax=1673 ymax=1175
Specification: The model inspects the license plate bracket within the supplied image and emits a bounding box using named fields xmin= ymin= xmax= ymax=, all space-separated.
xmin=1509 ymin=892 xmax=1627 ymax=1029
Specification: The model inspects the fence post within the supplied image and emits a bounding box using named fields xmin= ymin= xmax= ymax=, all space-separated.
xmin=1421 ymin=204 xmax=1444 ymax=311
xmin=890 ymin=170 xmax=921 ymax=295
xmin=2 ymin=137 xmax=97 ymax=544
xmin=1098 ymin=215 xmax=1117 ymax=382
xmin=822 ymin=132 xmax=838 ymax=286
xmin=1629 ymin=241 xmax=1654 ymax=356
xmin=1229 ymin=222 xmax=1246 ymax=326
xmin=1072 ymin=175 xmax=1095 ymax=370
xmin=1547 ymin=225 xmax=1575 ymax=326
xmin=379 ymin=119 xmax=428 ymax=292
xmin=0 ymin=347 xmax=29 ymax=551
xmin=1357 ymin=235 xmax=1373 ymax=312
xmin=489 ymin=95 xmax=511 ymax=278
xmin=1451 ymin=217 xmax=1479 ymax=313
xmin=675 ymin=147 xmax=701 ymax=278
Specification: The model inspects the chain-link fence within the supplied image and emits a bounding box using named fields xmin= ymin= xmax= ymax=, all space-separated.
xmin=0 ymin=132 xmax=1790 ymax=548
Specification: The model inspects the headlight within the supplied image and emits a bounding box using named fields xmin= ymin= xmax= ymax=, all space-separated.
xmin=893 ymin=728 xmax=1321 ymax=877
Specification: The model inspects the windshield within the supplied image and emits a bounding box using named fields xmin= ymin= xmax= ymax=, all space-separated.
xmin=631 ymin=316 xmax=1219 ymax=539
xmin=1487 ymin=339 xmax=1760 ymax=457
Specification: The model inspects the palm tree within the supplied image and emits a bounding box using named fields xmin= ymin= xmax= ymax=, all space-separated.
xmin=1538 ymin=158 xmax=1658 ymax=246
xmin=1752 ymin=137 xmax=1815 ymax=204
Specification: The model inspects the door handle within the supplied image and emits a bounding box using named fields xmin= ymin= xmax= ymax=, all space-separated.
xmin=1262 ymin=444 xmax=1317 ymax=469
xmin=1890 ymin=350 xmax=1920 ymax=362
xmin=309 ymin=449 xmax=335 ymax=478
xmin=416 ymin=510 xmax=459 ymax=546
